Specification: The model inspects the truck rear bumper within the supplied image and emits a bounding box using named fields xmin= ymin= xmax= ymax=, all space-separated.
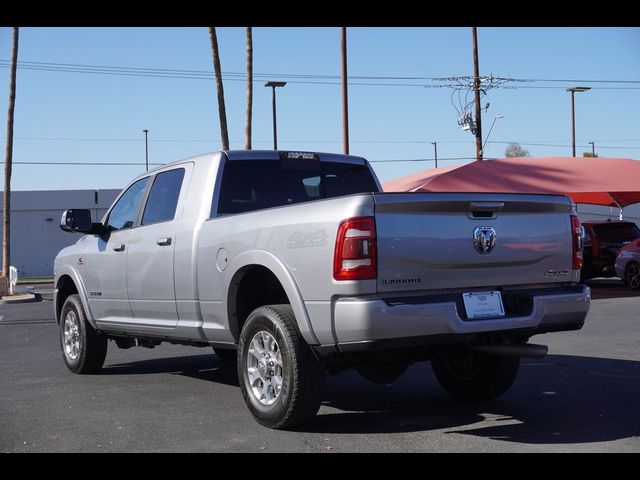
xmin=332 ymin=285 xmax=590 ymax=351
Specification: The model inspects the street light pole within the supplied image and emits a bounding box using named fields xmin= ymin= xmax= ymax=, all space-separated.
xmin=588 ymin=141 xmax=595 ymax=156
xmin=143 ymin=129 xmax=149 ymax=171
xmin=431 ymin=142 xmax=438 ymax=168
xmin=567 ymin=86 xmax=591 ymax=157
xmin=265 ymin=81 xmax=286 ymax=150
xmin=482 ymin=114 xmax=504 ymax=155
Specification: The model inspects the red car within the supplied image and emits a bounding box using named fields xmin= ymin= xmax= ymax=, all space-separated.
xmin=581 ymin=220 xmax=640 ymax=281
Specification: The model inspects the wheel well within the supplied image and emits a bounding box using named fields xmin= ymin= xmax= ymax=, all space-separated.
xmin=56 ymin=275 xmax=78 ymax=324
xmin=228 ymin=265 xmax=290 ymax=341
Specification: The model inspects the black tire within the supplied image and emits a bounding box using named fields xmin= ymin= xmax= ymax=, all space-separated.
xmin=213 ymin=347 xmax=238 ymax=363
xmin=624 ymin=262 xmax=640 ymax=289
xmin=357 ymin=364 xmax=408 ymax=384
xmin=59 ymin=294 xmax=108 ymax=374
xmin=431 ymin=350 xmax=520 ymax=401
xmin=237 ymin=304 xmax=324 ymax=429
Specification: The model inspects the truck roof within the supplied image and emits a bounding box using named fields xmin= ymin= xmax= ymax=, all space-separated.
xmin=153 ymin=150 xmax=368 ymax=173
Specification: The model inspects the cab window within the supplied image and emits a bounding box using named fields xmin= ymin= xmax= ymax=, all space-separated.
xmin=106 ymin=177 xmax=149 ymax=231
xmin=216 ymin=160 xmax=378 ymax=215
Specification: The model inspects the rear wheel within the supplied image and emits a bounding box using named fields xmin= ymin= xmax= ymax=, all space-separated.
xmin=624 ymin=262 xmax=640 ymax=289
xmin=431 ymin=350 xmax=520 ymax=401
xmin=237 ymin=304 xmax=324 ymax=429
xmin=59 ymin=294 xmax=108 ymax=374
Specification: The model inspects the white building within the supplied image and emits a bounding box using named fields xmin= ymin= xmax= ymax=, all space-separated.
xmin=0 ymin=189 xmax=639 ymax=279
xmin=0 ymin=189 xmax=120 ymax=278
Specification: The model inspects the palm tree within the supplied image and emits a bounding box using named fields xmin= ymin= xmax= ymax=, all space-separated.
xmin=245 ymin=27 xmax=253 ymax=150
xmin=208 ymin=27 xmax=229 ymax=150
xmin=2 ymin=27 xmax=19 ymax=292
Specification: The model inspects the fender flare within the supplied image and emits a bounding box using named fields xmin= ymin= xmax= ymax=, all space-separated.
xmin=224 ymin=250 xmax=319 ymax=346
xmin=54 ymin=266 xmax=98 ymax=329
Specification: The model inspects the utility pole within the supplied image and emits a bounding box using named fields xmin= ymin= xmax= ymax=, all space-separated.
xmin=341 ymin=27 xmax=350 ymax=155
xmin=472 ymin=27 xmax=483 ymax=161
xmin=431 ymin=142 xmax=438 ymax=168
xmin=143 ymin=129 xmax=149 ymax=171
xmin=2 ymin=27 xmax=18 ymax=286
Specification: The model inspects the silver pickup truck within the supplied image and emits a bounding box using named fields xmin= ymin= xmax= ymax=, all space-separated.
xmin=54 ymin=150 xmax=590 ymax=429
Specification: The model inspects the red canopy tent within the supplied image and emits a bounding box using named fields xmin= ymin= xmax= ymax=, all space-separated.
xmin=383 ymin=157 xmax=640 ymax=209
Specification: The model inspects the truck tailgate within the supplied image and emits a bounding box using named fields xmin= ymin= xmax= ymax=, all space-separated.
xmin=374 ymin=192 xmax=574 ymax=293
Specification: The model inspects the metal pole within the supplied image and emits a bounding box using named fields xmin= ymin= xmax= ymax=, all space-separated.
xmin=271 ymin=86 xmax=278 ymax=150
xmin=571 ymin=91 xmax=576 ymax=157
xmin=589 ymin=141 xmax=595 ymax=156
xmin=482 ymin=115 xmax=503 ymax=153
xmin=143 ymin=129 xmax=149 ymax=171
xmin=432 ymin=142 xmax=438 ymax=168
xmin=472 ymin=27 xmax=483 ymax=161
xmin=341 ymin=27 xmax=350 ymax=155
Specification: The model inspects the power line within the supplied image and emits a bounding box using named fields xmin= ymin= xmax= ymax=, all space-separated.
xmin=3 ymin=60 xmax=640 ymax=84
xmin=2 ymin=60 xmax=640 ymax=90
xmin=370 ymin=157 xmax=476 ymax=163
xmin=13 ymin=161 xmax=165 ymax=166
xmin=3 ymin=135 xmax=638 ymax=150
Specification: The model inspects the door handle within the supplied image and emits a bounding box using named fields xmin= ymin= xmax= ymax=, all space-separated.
xmin=113 ymin=244 xmax=125 ymax=252
xmin=157 ymin=237 xmax=172 ymax=246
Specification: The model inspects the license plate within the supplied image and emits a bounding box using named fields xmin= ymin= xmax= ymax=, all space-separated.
xmin=462 ymin=291 xmax=505 ymax=319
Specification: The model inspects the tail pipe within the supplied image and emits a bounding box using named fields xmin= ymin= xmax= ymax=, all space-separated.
xmin=470 ymin=343 xmax=548 ymax=359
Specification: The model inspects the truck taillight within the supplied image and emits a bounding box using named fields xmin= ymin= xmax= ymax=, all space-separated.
xmin=333 ymin=216 xmax=377 ymax=281
xmin=571 ymin=214 xmax=584 ymax=270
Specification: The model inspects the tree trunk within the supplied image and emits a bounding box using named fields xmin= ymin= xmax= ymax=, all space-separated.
xmin=2 ymin=27 xmax=18 ymax=281
xmin=245 ymin=27 xmax=253 ymax=150
xmin=208 ymin=27 xmax=229 ymax=150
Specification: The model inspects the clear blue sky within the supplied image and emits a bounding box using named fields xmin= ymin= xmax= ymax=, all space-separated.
xmin=0 ymin=27 xmax=639 ymax=191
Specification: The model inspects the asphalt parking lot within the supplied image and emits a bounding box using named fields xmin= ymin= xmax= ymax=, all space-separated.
xmin=1 ymin=280 xmax=639 ymax=452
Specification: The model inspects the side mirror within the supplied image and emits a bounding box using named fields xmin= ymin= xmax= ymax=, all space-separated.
xmin=60 ymin=209 xmax=105 ymax=234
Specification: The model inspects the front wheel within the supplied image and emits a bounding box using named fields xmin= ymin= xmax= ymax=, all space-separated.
xmin=59 ymin=294 xmax=108 ymax=374
xmin=237 ymin=304 xmax=324 ymax=429
xmin=431 ymin=350 xmax=520 ymax=401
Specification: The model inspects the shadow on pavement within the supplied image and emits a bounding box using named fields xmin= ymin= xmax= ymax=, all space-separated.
xmin=585 ymin=278 xmax=640 ymax=300
xmin=301 ymin=354 xmax=640 ymax=444
xmin=100 ymin=352 xmax=640 ymax=445
xmin=101 ymin=354 xmax=240 ymax=387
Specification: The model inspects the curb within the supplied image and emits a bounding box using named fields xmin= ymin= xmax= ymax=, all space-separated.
xmin=0 ymin=293 xmax=42 ymax=305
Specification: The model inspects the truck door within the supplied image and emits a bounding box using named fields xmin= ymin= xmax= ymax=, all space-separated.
xmin=85 ymin=176 xmax=150 ymax=324
xmin=126 ymin=166 xmax=189 ymax=328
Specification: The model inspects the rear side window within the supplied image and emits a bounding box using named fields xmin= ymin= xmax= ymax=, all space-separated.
xmin=216 ymin=160 xmax=379 ymax=215
xmin=142 ymin=168 xmax=185 ymax=225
